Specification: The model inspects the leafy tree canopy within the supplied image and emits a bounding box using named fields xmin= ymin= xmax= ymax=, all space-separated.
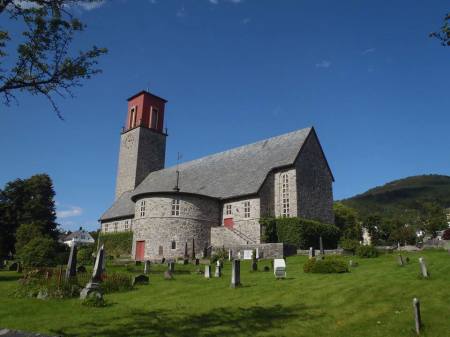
xmin=0 ymin=0 xmax=107 ymax=118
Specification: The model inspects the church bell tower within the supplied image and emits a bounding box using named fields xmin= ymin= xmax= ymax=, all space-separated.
xmin=115 ymin=90 xmax=167 ymax=200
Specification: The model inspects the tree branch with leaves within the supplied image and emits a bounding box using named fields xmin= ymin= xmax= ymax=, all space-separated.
xmin=0 ymin=0 xmax=107 ymax=119
xmin=430 ymin=13 xmax=450 ymax=47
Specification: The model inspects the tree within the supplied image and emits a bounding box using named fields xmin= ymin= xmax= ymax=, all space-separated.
xmin=333 ymin=202 xmax=361 ymax=240
xmin=0 ymin=174 xmax=58 ymax=258
xmin=15 ymin=222 xmax=44 ymax=252
xmin=430 ymin=13 xmax=450 ymax=46
xmin=0 ymin=0 xmax=107 ymax=118
xmin=420 ymin=202 xmax=447 ymax=237
xmin=17 ymin=236 xmax=58 ymax=267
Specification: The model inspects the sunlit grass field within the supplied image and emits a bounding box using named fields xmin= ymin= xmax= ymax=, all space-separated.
xmin=0 ymin=249 xmax=449 ymax=337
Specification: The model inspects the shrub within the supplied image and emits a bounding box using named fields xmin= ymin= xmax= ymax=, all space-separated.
xmin=442 ymin=228 xmax=450 ymax=240
xmin=340 ymin=238 xmax=360 ymax=254
xmin=356 ymin=245 xmax=379 ymax=258
xmin=101 ymin=273 xmax=133 ymax=293
xmin=98 ymin=232 xmax=133 ymax=258
xmin=77 ymin=246 xmax=95 ymax=265
xmin=211 ymin=248 xmax=227 ymax=264
xmin=260 ymin=218 xmax=278 ymax=243
xmin=271 ymin=217 xmax=340 ymax=249
xmin=303 ymin=256 xmax=349 ymax=274
xmin=17 ymin=237 xmax=59 ymax=267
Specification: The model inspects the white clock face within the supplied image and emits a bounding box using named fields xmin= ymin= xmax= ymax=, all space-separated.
xmin=124 ymin=134 xmax=135 ymax=149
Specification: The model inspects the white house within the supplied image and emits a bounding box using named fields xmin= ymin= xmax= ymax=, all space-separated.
xmin=63 ymin=228 xmax=95 ymax=247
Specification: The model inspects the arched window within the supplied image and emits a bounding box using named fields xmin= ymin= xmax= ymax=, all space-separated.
xmin=281 ymin=173 xmax=290 ymax=217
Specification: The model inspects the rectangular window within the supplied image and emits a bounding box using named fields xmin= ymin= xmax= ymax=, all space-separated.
xmin=124 ymin=220 xmax=129 ymax=230
xmin=114 ymin=222 xmax=118 ymax=232
xmin=151 ymin=107 xmax=159 ymax=129
xmin=244 ymin=201 xmax=250 ymax=218
xmin=140 ymin=200 xmax=146 ymax=218
xmin=172 ymin=199 xmax=180 ymax=216
xmin=171 ymin=241 xmax=176 ymax=249
xmin=226 ymin=204 xmax=232 ymax=215
xmin=130 ymin=106 xmax=137 ymax=128
xmin=281 ymin=173 xmax=290 ymax=217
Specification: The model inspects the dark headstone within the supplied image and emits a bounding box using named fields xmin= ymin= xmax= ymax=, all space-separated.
xmin=231 ymin=259 xmax=241 ymax=288
xmin=65 ymin=243 xmax=78 ymax=279
xmin=263 ymin=266 xmax=270 ymax=272
xmin=194 ymin=258 xmax=200 ymax=265
xmin=184 ymin=241 xmax=189 ymax=259
xmin=132 ymin=274 xmax=149 ymax=286
xmin=77 ymin=265 xmax=87 ymax=273
xmin=135 ymin=261 xmax=142 ymax=266
xmin=192 ymin=238 xmax=196 ymax=259
xmin=413 ymin=298 xmax=421 ymax=335
xmin=164 ymin=270 xmax=173 ymax=280
xmin=319 ymin=236 xmax=324 ymax=255
xmin=9 ymin=262 xmax=18 ymax=271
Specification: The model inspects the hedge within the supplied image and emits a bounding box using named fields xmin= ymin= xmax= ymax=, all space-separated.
xmin=98 ymin=232 xmax=133 ymax=258
xmin=261 ymin=217 xmax=340 ymax=249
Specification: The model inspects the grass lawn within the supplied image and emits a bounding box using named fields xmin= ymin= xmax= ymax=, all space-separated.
xmin=0 ymin=250 xmax=449 ymax=337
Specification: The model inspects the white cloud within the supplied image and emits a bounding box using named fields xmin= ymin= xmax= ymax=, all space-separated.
xmin=208 ymin=0 xmax=243 ymax=4
xmin=57 ymin=206 xmax=83 ymax=219
xmin=209 ymin=0 xmax=219 ymax=4
xmin=362 ymin=48 xmax=376 ymax=55
xmin=149 ymin=0 xmax=157 ymax=4
xmin=242 ymin=17 xmax=251 ymax=24
xmin=315 ymin=60 xmax=331 ymax=68
xmin=78 ymin=0 xmax=106 ymax=11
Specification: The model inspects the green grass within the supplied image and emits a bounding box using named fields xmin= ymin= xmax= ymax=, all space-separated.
xmin=0 ymin=250 xmax=449 ymax=337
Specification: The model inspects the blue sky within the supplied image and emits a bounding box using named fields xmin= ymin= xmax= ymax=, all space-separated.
xmin=1 ymin=0 xmax=449 ymax=231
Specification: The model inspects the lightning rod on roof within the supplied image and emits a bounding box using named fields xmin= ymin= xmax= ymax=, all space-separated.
xmin=173 ymin=152 xmax=182 ymax=192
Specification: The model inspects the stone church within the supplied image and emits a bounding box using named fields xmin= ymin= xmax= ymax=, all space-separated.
xmin=100 ymin=90 xmax=334 ymax=260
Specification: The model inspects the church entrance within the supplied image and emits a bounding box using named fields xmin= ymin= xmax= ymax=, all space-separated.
xmin=224 ymin=218 xmax=234 ymax=230
xmin=135 ymin=241 xmax=145 ymax=261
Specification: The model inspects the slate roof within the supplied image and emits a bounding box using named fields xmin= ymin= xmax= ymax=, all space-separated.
xmin=100 ymin=127 xmax=313 ymax=221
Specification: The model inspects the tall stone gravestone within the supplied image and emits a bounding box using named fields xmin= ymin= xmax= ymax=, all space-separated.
xmin=251 ymin=250 xmax=258 ymax=271
xmin=309 ymin=247 xmax=315 ymax=259
xmin=228 ymin=249 xmax=232 ymax=261
xmin=319 ymin=236 xmax=324 ymax=256
xmin=419 ymin=257 xmax=428 ymax=278
xmin=397 ymin=254 xmax=404 ymax=266
xmin=231 ymin=259 xmax=241 ymax=288
xmin=204 ymin=265 xmax=211 ymax=279
xmin=65 ymin=242 xmax=77 ymax=279
xmin=144 ymin=260 xmax=150 ymax=275
xmin=80 ymin=245 xmax=105 ymax=299
xmin=215 ymin=260 xmax=222 ymax=277
xmin=413 ymin=298 xmax=421 ymax=335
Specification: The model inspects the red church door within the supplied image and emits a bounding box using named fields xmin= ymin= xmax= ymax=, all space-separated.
xmin=135 ymin=241 xmax=145 ymax=261
xmin=224 ymin=218 xmax=234 ymax=230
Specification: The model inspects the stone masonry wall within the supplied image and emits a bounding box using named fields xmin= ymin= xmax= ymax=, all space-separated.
xmin=295 ymin=131 xmax=334 ymax=223
xmin=132 ymin=194 xmax=220 ymax=260
xmin=101 ymin=218 xmax=133 ymax=233
xmin=259 ymin=172 xmax=274 ymax=218
xmin=115 ymin=127 xmax=166 ymax=200
xmin=221 ymin=197 xmax=261 ymax=243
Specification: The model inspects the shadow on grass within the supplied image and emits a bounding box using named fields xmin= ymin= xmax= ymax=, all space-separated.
xmin=0 ymin=274 xmax=22 ymax=282
xmin=52 ymin=304 xmax=319 ymax=337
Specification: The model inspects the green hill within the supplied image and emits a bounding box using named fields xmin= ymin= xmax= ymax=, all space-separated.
xmin=341 ymin=174 xmax=450 ymax=218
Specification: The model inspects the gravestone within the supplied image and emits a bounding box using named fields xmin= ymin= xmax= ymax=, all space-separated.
xmin=274 ymin=259 xmax=286 ymax=279
xmin=413 ymin=298 xmax=421 ymax=335
xmin=144 ymin=260 xmax=151 ymax=275
xmin=132 ymin=274 xmax=149 ymax=286
xmin=319 ymin=236 xmax=324 ymax=255
xmin=251 ymin=250 xmax=258 ymax=271
xmin=397 ymin=254 xmax=404 ymax=266
xmin=65 ymin=242 xmax=77 ymax=279
xmin=228 ymin=249 xmax=232 ymax=261
xmin=231 ymin=259 xmax=241 ymax=288
xmin=184 ymin=241 xmax=189 ymax=259
xmin=168 ymin=262 xmax=175 ymax=273
xmin=308 ymin=247 xmax=315 ymax=259
xmin=80 ymin=245 xmax=105 ymax=300
xmin=164 ymin=270 xmax=173 ymax=280
xmin=204 ymin=265 xmax=211 ymax=279
xmin=214 ymin=260 xmax=222 ymax=277
xmin=77 ymin=265 xmax=87 ymax=273
xmin=419 ymin=257 xmax=428 ymax=278
xmin=194 ymin=258 xmax=200 ymax=265
xmin=8 ymin=262 xmax=18 ymax=271
xmin=243 ymin=250 xmax=252 ymax=260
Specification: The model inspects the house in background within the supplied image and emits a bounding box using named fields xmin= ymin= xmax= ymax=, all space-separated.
xmin=62 ymin=227 xmax=95 ymax=247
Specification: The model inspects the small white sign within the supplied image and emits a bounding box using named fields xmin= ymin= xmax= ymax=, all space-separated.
xmin=243 ymin=250 xmax=253 ymax=260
